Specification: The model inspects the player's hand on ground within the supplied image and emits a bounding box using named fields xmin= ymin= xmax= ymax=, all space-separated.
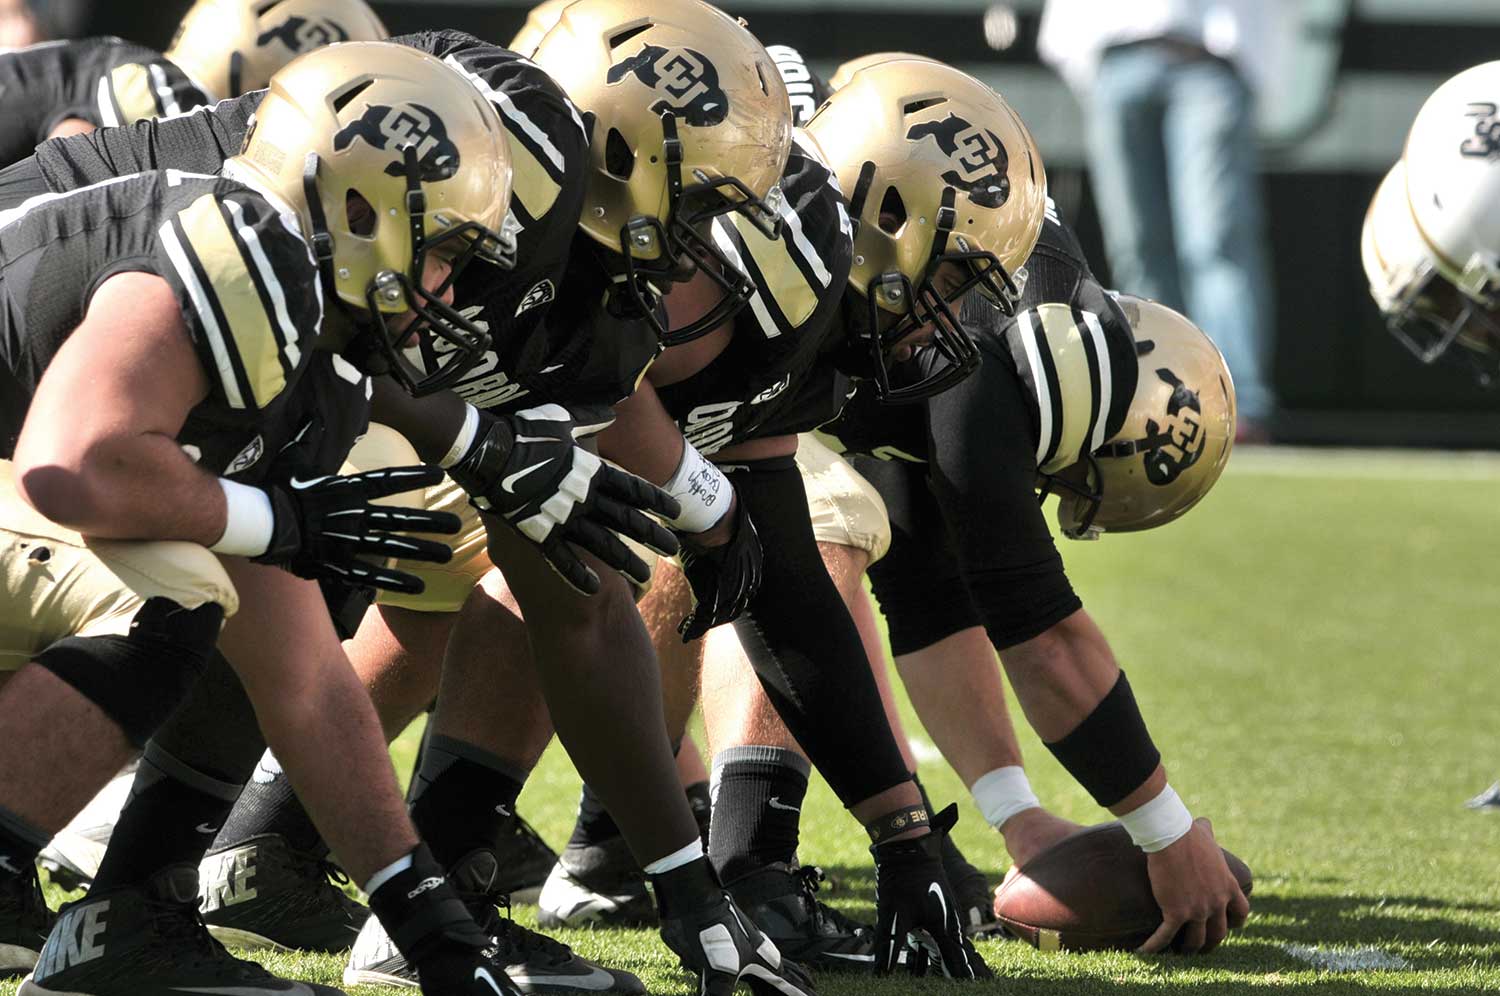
xmin=677 ymin=490 xmax=762 ymax=640
xmin=1000 ymin=808 xmax=1085 ymax=867
xmin=449 ymin=404 xmax=681 ymax=594
xmin=257 ymin=466 xmax=460 ymax=594
xmin=659 ymin=891 xmax=817 ymax=996
xmin=871 ymin=805 xmax=992 ymax=979
xmin=1139 ymin=817 xmax=1250 ymax=954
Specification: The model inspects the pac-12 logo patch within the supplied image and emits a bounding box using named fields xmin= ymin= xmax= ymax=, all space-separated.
xmin=515 ymin=279 xmax=556 ymax=316
xmin=606 ymin=44 xmax=728 ymax=127
xmin=906 ymin=113 xmax=1010 ymax=208
xmin=256 ymin=16 xmax=349 ymax=53
xmin=334 ymin=104 xmax=460 ymax=180
xmin=1140 ymin=368 xmax=1204 ymax=485
xmin=226 ymin=435 xmax=265 ymax=475
xmin=1460 ymin=102 xmax=1500 ymax=161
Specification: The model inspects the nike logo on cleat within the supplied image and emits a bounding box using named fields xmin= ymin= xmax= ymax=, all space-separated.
xmin=475 ymin=967 xmax=506 ymax=994
xmin=0 ymin=856 xmax=19 ymax=874
xmin=195 ymin=823 xmax=220 ymax=834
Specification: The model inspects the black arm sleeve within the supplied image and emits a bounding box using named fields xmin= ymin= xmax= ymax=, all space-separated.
xmin=922 ymin=348 xmax=1082 ymax=651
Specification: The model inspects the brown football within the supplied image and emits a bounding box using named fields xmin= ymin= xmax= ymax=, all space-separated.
xmin=991 ymin=822 xmax=1253 ymax=952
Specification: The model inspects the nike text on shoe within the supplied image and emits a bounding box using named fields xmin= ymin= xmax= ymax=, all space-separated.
xmin=536 ymin=837 xmax=655 ymax=930
xmin=344 ymin=850 xmax=644 ymax=994
xmin=17 ymin=864 xmax=345 ymax=995
xmin=726 ymin=864 xmax=874 ymax=973
xmin=199 ymin=835 xmax=368 ymax=952
xmin=0 ymin=863 xmax=53 ymax=979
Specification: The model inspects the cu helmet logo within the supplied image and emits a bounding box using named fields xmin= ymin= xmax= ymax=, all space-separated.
xmin=1140 ymin=368 xmax=1205 ymax=486
xmin=1460 ymin=102 xmax=1500 ymax=161
xmin=606 ymin=44 xmax=729 ymax=126
xmin=256 ymin=16 xmax=349 ymax=52
xmin=333 ymin=104 xmax=461 ymax=180
xmin=906 ymin=113 xmax=1011 ymax=209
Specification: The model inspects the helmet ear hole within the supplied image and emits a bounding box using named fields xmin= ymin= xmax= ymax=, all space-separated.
xmin=608 ymin=24 xmax=651 ymax=50
xmin=346 ymin=189 xmax=376 ymax=238
xmin=878 ymin=186 xmax=907 ymax=234
xmin=332 ymin=79 xmax=375 ymax=115
xmin=903 ymin=97 xmax=945 ymax=116
xmin=604 ymin=128 xmax=635 ymax=181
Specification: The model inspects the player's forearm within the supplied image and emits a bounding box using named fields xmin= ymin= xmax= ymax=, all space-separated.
xmin=369 ymin=377 xmax=468 ymax=466
xmin=596 ymin=379 xmax=685 ymax=485
xmin=15 ymin=430 xmax=227 ymax=544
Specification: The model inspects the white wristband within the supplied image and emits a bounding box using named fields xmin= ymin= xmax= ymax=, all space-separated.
xmin=439 ymin=403 xmax=482 ymax=469
xmin=1119 ymin=784 xmax=1193 ymax=853
xmin=209 ymin=479 xmax=275 ymax=556
xmin=664 ymin=441 xmax=731 ymax=533
xmin=969 ymin=766 xmax=1041 ymax=830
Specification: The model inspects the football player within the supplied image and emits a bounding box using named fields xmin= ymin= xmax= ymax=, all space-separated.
xmin=1 ymin=42 xmax=669 ymax=996
xmin=1362 ymin=62 xmax=1500 ymax=808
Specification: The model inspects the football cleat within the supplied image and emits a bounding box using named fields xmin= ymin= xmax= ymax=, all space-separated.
xmin=1466 ymin=780 xmax=1500 ymax=811
xmin=726 ymin=864 xmax=874 ymax=972
xmin=37 ymin=764 xmax=135 ymax=890
xmin=536 ymin=836 xmax=655 ymax=929
xmin=491 ymin=814 xmax=558 ymax=904
xmin=18 ymin=864 xmax=345 ymax=995
xmin=659 ymin=889 xmax=817 ymax=996
xmin=344 ymin=849 xmax=644 ymax=993
xmin=0 ymin=863 xmax=53 ymax=979
xmin=199 ymin=834 xmax=368 ymax=952
xmin=938 ymin=842 xmax=1000 ymax=937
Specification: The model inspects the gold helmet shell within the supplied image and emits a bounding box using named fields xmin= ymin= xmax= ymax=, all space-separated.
xmin=1052 ymin=296 xmax=1236 ymax=538
xmin=230 ymin=41 xmax=514 ymax=395
xmin=530 ymin=0 xmax=793 ymax=345
xmin=167 ymin=0 xmax=387 ymax=100
xmin=509 ymin=0 xmax=573 ymax=58
xmin=828 ymin=51 xmax=937 ymax=92
xmin=804 ymin=59 xmax=1046 ymax=401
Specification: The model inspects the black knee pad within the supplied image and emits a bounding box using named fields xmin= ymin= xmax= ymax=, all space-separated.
xmin=36 ymin=598 xmax=224 ymax=747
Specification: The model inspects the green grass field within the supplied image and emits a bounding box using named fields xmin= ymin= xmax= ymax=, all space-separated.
xmin=14 ymin=446 xmax=1500 ymax=995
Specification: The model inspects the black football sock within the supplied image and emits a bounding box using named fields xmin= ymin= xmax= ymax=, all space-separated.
xmin=0 ymin=804 xmax=47 ymax=884
xmin=707 ymin=746 xmax=810 ymax=885
xmin=408 ymin=735 xmax=527 ymax=870
xmin=911 ymin=773 xmax=976 ymax=881
xmin=566 ymin=780 xmax=622 ymax=850
xmin=686 ymin=780 xmax=712 ymax=846
xmin=92 ymin=742 xmax=243 ymax=890
xmin=213 ymin=750 xmax=326 ymax=857
xmin=649 ymin=855 xmax=720 ymax=919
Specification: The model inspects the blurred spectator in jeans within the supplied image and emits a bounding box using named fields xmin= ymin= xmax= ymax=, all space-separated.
xmin=1040 ymin=0 xmax=1283 ymax=440
xmin=0 ymin=0 xmax=41 ymax=47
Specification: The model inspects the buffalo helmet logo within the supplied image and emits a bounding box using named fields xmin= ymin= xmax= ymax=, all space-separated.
xmin=333 ymin=104 xmax=461 ymax=181
xmin=606 ymin=44 xmax=728 ymax=127
xmin=905 ymin=113 xmax=1010 ymax=208
xmin=1139 ymin=368 xmax=1205 ymax=485
xmin=1460 ymin=102 xmax=1500 ymax=161
xmin=255 ymin=16 xmax=349 ymax=53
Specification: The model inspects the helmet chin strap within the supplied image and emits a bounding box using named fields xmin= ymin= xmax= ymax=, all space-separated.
xmin=301 ymin=152 xmax=338 ymax=294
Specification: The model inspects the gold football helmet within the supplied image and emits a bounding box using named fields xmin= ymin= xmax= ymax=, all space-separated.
xmin=1045 ymin=296 xmax=1235 ymax=539
xmin=167 ymin=0 xmax=387 ymax=100
xmin=530 ymin=0 xmax=793 ymax=346
xmin=229 ymin=42 xmax=514 ymax=396
xmin=828 ymin=52 xmax=937 ymax=92
xmin=803 ymin=59 xmax=1046 ymax=402
xmin=509 ymin=0 xmax=573 ymax=58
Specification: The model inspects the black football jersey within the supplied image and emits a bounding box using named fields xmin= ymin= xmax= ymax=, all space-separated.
xmin=819 ymin=202 xmax=1139 ymax=469
xmin=0 ymin=170 xmax=337 ymax=480
xmin=766 ymin=44 xmax=832 ymax=129
xmin=29 ymin=30 xmax=624 ymax=413
xmin=0 ymin=38 xmax=209 ymax=169
xmin=654 ymin=137 xmax=854 ymax=454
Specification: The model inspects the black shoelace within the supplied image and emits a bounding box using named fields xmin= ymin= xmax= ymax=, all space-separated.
xmin=794 ymin=866 xmax=868 ymax=936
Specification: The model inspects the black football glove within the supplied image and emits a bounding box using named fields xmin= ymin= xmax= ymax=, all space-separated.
xmin=676 ymin=491 xmax=762 ymax=641
xmin=448 ymin=404 xmax=681 ymax=595
xmin=255 ymin=466 xmax=460 ymax=595
xmin=871 ymin=805 xmax=992 ymax=979
xmin=660 ymin=891 xmax=818 ymax=996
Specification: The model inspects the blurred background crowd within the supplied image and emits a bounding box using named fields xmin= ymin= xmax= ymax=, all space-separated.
xmin=7 ymin=0 xmax=1495 ymax=447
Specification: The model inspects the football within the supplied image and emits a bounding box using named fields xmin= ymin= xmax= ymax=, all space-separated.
xmin=992 ymin=822 xmax=1254 ymax=952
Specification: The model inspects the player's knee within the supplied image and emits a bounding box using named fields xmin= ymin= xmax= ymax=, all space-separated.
xmin=35 ymin=597 xmax=224 ymax=747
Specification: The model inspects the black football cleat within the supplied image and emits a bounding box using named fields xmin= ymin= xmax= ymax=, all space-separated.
xmin=660 ymin=890 xmax=818 ymax=996
xmin=345 ymin=849 xmax=644 ymax=994
xmin=491 ymin=812 xmax=558 ymax=904
xmin=726 ymin=864 xmax=874 ymax=972
xmin=18 ymin=864 xmax=344 ymax=995
xmin=199 ymin=833 xmax=369 ymax=952
xmin=0 ymin=862 xmax=52 ymax=979
xmin=536 ymin=836 xmax=655 ymax=929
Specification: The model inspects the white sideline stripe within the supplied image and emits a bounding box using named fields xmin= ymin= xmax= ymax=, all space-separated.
xmin=1281 ymin=944 xmax=1409 ymax=972
xmin=1227 ymin=446 xmax=1500 ymax=481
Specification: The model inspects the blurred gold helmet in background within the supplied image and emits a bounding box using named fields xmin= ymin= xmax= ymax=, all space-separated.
xmin=509 ymin=0 xmax=573 ymax=57
xmin=828 ymin=51 xmax=939 ymax=92
xmin=530 ymin=0 xmax=793 ymax=345
xmin=230 ymin=42 xmax=514 ymax=395
xmin=167 ymin=0 xmax=387 ymax=99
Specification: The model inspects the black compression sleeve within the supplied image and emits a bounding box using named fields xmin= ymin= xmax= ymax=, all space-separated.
xmin=727 ymin=456 xmax=911 ymax=804
xmin=924 ymin=348 xmax=1082 ymax=650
